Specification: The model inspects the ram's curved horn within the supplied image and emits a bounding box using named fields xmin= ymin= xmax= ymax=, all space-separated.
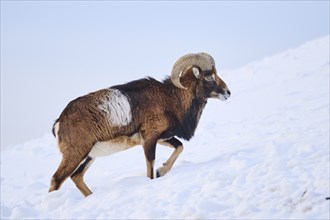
xmin=198 ymin=52 xmax=215 ymax=67
xmin=170 ymin=53 xmax=214 ymax=89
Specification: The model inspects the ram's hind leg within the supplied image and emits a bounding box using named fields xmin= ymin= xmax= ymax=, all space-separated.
xmin=49 ymin=141 xmax=91 ymax=194
xmin=71 ymin=156 xmax=95 ymax=197
xmin=156 ymin=137 xmax=183 ymax=178
xmin=49 ymin=153 xmax=86 ymax=193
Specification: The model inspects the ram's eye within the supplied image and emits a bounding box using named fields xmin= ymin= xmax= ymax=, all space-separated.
xmin=204 ymin=74 xmax=215 ymax=81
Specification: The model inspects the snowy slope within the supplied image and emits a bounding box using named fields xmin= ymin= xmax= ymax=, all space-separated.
xmin=1 ymin=36 xmax=329 ymax=219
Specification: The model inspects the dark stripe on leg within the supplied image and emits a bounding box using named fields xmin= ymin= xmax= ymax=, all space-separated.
xmin=71 ymin=156 xmax=92 ymax=177
xmin=165 ymin=137 xmax=182 ymax=148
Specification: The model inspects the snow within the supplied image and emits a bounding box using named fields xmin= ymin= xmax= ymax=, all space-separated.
xmin=1 ymin=35 xmax=329 ymax=219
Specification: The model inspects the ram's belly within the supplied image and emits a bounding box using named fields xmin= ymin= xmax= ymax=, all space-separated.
xmin=88 ymin=133 xmax=142 ymax=158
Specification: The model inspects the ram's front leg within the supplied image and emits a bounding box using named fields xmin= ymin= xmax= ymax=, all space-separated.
xmin=143 ymin=138 xmax=157 ymax=179
xmin=156 ymin=137 xmax=183 ymax=178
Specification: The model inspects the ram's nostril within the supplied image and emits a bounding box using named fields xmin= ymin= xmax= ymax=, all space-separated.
xmin=227 ymin=90 xmax=231 ymax=96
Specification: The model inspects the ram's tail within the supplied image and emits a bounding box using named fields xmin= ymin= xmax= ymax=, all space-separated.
xmin=52 ymin=119 xmax=59 ymax=137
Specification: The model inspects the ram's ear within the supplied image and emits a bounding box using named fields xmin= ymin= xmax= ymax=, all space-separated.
xmin=192 ymin=67 xmax=200 ymax=78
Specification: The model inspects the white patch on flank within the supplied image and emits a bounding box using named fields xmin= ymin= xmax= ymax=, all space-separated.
xmin=88 ymin=133 xmax=141 ymax=158
xmin=98 ymin=89 xmax=132 ymax=126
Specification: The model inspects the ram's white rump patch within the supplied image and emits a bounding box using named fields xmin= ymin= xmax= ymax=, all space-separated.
xmin=98 ymin=89 xmax=132 ymax=126
xmin=53 ymin=121 xmax=60 ymax=145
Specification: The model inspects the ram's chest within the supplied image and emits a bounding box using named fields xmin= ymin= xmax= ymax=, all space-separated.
xmin=88 ymin=133 xmax=142 ymax=158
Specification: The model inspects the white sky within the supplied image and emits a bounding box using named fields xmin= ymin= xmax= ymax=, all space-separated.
xmin=1 ymin=1 xmax=329 ymax=147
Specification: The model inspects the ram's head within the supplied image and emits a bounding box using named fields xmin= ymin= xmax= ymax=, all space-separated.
xmin=171 ymin=53 xmax=231 ymax=101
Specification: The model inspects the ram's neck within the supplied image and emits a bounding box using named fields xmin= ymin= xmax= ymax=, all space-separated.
xmin=163 ymin=77 xmax=207 ymax=140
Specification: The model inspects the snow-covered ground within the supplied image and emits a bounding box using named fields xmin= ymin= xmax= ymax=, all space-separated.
xmin=1 ymin=36 xmax=329 ymax=219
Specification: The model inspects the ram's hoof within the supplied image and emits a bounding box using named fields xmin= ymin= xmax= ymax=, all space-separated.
xmin=156 ymin=169 xmax=161 ymax=178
